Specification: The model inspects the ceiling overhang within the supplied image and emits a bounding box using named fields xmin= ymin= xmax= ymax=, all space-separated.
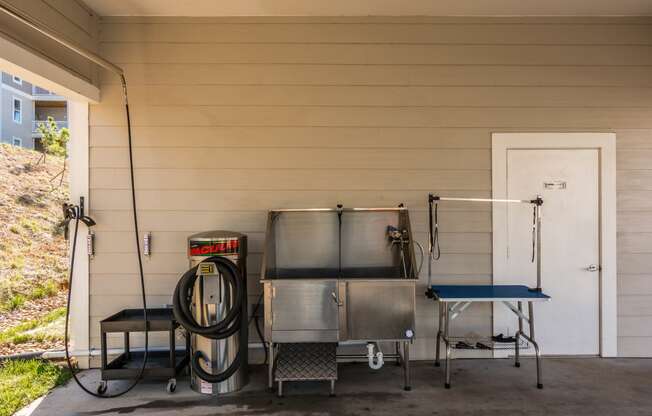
xmin=82 ymin=0 xmax=652 ymax=17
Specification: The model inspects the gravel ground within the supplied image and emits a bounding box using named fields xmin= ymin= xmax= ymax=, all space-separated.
xmin=0 ymin=292 xmax=66 ymax=334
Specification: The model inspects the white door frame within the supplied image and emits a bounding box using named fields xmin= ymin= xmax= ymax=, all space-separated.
xmin=492 ymin=132 xmax=617 ymax=357
xmin=67 ymin=101 xmax=91 ymax=368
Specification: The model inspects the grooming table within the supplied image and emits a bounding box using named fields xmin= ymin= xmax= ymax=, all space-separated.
xmin=428 ymin=285 xmax=550 ymax=389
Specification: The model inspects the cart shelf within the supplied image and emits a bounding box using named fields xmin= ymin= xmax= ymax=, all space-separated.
xmin=99 ymin=307 xmax=189 ymax=393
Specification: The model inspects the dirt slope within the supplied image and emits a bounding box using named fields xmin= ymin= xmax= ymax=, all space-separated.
xmin=0 ymin=144 xmax=69 ymax=353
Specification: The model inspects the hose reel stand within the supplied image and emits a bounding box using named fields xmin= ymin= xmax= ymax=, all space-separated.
xmin=173 ymin=231 xmax=249 ymax=395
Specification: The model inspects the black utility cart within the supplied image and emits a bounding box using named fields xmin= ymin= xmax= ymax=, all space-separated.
xmin=99 ymin=307 xmax=189 ymax=393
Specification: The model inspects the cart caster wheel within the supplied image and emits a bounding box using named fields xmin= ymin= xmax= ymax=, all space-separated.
xmin=444 ymin=383 xmax=451 ymax=389
xmin=434 ymin=362 xmax=440 ymax=367
xmin=166 ymin=379 xmax=177 ymax=394
xmin=515 ymin=362 xmax=521 ymax=368
xmin=97 ymin=381 xmax=108 ymax=395
xmin=537 ymin=383 xmax=543 ymax=389
xmin=404 ymin=386 xmax=412 ymax=391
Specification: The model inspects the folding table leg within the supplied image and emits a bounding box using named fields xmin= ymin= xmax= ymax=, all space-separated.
xmin=528 ymin=301 xmax=543 ymax=389
xmin=515 ymin=301 xmax=523 ymax=368
xmin=444 ymin=303 xmax=452 ymax=389
xmin=435 ymin=301 xmax=443 ymax=367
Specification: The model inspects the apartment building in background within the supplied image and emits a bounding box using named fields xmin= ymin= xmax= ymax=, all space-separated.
xmin=0 ymin=71 xmax=68 ymax=149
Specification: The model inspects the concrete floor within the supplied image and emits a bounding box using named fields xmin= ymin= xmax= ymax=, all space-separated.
xmin=24 ymin=358 xmax=652 ymax=416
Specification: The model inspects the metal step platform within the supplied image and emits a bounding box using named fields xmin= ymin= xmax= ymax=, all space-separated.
xmin=274 ymin=343 xmax=337 ymax=397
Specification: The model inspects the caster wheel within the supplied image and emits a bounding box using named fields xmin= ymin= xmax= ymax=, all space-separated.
xmin=537 ymin=383 xmax=543 ymax=389
xmin=97 ymin=381 xmax=108 ymax=395
xmin=444 ymin=383 xmax=451 ymax=389
xmin=166 ymin=379 xmax=177 ymax=394
xmin=434 ymin=362 xmax=440 ymax=367
xmin=515 ymin=362 xmax=521 ymax=368
xmin=404 ymin=386 xmax=412 ymax=391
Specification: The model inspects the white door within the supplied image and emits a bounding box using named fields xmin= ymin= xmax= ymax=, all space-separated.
xmin=494 ymin=149 xmax=600 ymax=355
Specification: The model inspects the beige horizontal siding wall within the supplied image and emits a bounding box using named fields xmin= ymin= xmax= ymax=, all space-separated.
xmin=0 ymin=0 xmax=99 ymax=86
xmin=89 ymin=16 xmax=652 ymax=359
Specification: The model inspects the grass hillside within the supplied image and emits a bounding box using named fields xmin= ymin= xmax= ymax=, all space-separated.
xmin=0 ymin=144 xmax=69 ymax=355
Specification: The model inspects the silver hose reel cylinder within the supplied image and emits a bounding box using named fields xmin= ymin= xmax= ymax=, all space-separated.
xmin=187 ymin=231 xmax=248 ymax=395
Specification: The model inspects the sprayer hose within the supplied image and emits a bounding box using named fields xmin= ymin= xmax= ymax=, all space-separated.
xmin=63 ymin=96 xmax=148 ymax=399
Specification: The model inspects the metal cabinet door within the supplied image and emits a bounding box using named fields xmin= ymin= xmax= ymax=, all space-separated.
xmin=344 ymin=281 xmax=415 ymax=341
xmin=270 ymin=280 xmax=339 ymax=342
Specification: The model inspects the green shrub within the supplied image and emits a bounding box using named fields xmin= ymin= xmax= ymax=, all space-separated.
xmin=19 ymin=218 xmax=40 ymax=233
xmin=7 ymin=295 xmax=26 ymax=311
xmin=30 ymin=280 xmax=58 ymax=300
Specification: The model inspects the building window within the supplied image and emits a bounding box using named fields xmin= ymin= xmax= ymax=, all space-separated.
xmin=13 ymin=98 xmax=22 ymax=123
xmin=12 ymin=137 xmax=22 ymax=147
xmin=12 ymin=76 xmax=22 ymax=85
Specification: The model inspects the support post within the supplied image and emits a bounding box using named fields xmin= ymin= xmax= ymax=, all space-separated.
xmin=403 ymin=341 xmax=411 ymax=391
xmin=535 ymin=202 xmax=543 ymax=291
xmin=100 ymin=331 xmax=108 ymax=370
xmin=395 ymin=342 xmax=401 ymax=366
xmin=168 ymin=328 xmax=175 ymax=368
xmin=268 ymin=342 xmax=274 ymax=391
xmin=124 ymin=332 xmax=131 ymax=360
xmin=435 ymin=301 xmax=443 ymax=367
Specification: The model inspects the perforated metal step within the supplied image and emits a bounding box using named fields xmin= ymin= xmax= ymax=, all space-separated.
xmin=275 ymin=343 xmax=337 ymax=382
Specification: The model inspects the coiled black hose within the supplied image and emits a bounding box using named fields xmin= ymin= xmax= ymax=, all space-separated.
xmin=172 ymin=256 xmax=245 ymax=383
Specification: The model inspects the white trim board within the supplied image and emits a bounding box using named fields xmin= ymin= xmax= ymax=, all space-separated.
xmin=491 ymin=132 xmax=617 ymax=358
xmin=67 ymin=100 xmax=91 ymax=368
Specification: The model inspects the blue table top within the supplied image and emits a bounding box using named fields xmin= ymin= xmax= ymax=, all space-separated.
xmin=430 ymin=285 xmax=551 ymax=301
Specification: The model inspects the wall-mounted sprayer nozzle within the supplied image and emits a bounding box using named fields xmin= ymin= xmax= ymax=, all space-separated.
xmin=62 ymin=197 xmax=95 ymax=240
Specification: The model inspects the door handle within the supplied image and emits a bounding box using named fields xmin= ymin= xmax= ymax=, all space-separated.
xmin=331 ymin=292 xmax=343 ymax=307
xmin=585 ymin=264 xmax=600 ymax=272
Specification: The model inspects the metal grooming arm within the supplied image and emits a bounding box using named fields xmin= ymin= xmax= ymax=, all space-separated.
xmin=427 ymin=194 xmax=544 ymax=293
